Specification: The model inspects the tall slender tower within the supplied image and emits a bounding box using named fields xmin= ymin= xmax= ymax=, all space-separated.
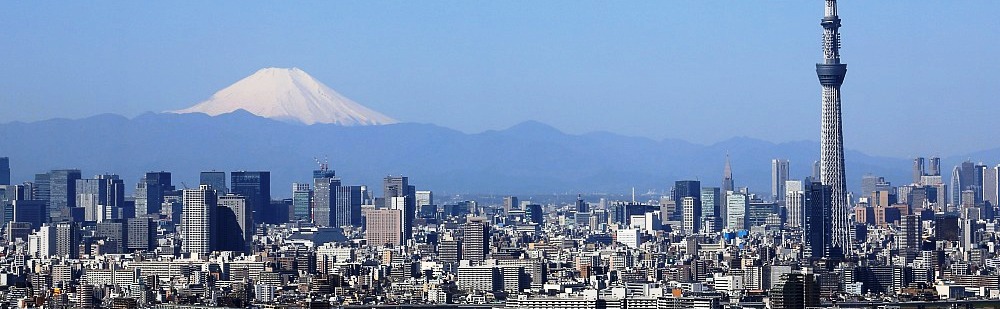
xmin=722 ymin=154 xmax=734 ymax=193
xmin=816 ymin=0 xmax=850 ymax=257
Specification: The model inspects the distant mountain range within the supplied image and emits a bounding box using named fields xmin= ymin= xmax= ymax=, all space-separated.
xmin=0 ymin=110 xmax=951 ymax=197
xmin=1 ymin=67 xmax=989 ymax=197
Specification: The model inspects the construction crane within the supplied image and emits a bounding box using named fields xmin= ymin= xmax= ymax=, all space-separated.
xmin=314 ymin=156 xmax=329 ymax=172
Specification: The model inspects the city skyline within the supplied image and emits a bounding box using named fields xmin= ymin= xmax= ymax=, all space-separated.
xmin=2 ymin=2 xmax=1000 ymax=157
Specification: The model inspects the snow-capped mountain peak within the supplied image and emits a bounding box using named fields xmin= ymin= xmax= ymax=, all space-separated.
xmin=172 ymin=67 xmax=397 ymax=125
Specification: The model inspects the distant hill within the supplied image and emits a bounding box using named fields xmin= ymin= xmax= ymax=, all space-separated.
xmin=0 ymin=111 xmax=923 ymax=198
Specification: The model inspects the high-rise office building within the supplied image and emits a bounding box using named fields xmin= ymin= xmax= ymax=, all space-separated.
xmin=673 ymin=180 xmax=700 ymax=221
xmin=76 ymin=178 xmax=107 ymax=222
xmin=860 ymin=175 xmax=883 ymax=200
xmin=462 ymin=217 xmax=489 ymax=264
xmin=770 ymin=272 xmax=819 ymax=309
xmin=182 ymin=185 xmax=217 ymax=255
xmin=772 ymin=159 xmax=790 ymax=202
xmin=13 ymin=200 xmax=46 ymax=229
xmin=722 ymin=156 xmax=734 ymax=193
xmin=803 ymin=182 xmax=833 ymax=259
xmin=681 ymin=196 xmax=700 ymax=234
xmin=136 ymin=171 xmax=173 ymax=217
xmin=127 ymin=217 xmax=155 ymax=252
xmin=312 ymin=172 xmax=340 ymax=227
xmin=524 ymin=204 xmax=543 ymax=225
xmin=785 ymin=181 xmax=805 ymax=229
xmin=700 ymin=187 xmax=721 ymax=232
xmin=335 ymin=185 xmax=362 ymax=227
xmin=383 ymin=176 xmax=415 ymax=240
xmin=55 ymin=222 xmax=80 ymax=259
xmin=95 ymin=220 xmax=125 ymax=254
xmin=951 ymin=166 xmax=963 ymax=207
xmin=503 ymin=196 xmax=519 ymax=213
xmin=47 ymin=169 xmax=82 ymax=223
xmin=899 ymin=214 xmax=920 ymax=263
xmin=231 ymin=171 xmax=270 ymax=225
xmin=217 ymin=194 xmax=251 ymax=252
xmin=416 ymin=190 xmax=433 ymax=207
xmin=816 ymin=0 xmax=851 ymax=257
xmin=913 ymin=157 xmax=926 ymax=184
xmin=726 ymin=192 xmax=748 ymax=230
xmin=200 ymin=171 xmax=227 ymax=193
xmin=365 ymin=209 xmax=402 ymax=247
xmin=0 ymin=157 xmax=9 ymax=185
xmin=291 ymin=183 xmax=312 ymax=221
xmin=928 ymin=157 xmax=941 ymax=176
xmin=984 ymin=166 xmax=999 ymax=208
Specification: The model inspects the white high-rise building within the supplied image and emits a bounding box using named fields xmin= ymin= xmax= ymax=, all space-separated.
xmin=617 ymin=228 xmax=640 ymax=248
xmin=772 ymin=159 xmax=790 ymax=202
xmin=785 ymin=180 xmax=805 ymax=228
xmin=182 ymin=185 xmax=217 ymax=255
xmin=682 ymin=197 xmax=699 ymax=234
xmin=28 ymin=225 xmax=56 ymax=258
xmin=416 ymin=190 xmax=433 ymax=207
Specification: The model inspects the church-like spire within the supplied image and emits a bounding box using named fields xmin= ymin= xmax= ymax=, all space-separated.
xmin=722 ymin=153 xmax=734 ymax=193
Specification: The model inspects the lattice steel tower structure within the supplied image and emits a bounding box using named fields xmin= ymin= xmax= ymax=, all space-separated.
xmin=816 ymin=0 xmax=850 ymax=258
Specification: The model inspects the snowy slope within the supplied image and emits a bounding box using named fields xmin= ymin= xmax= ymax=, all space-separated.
xmin=172 ymin=67 xmax=397 ymax=125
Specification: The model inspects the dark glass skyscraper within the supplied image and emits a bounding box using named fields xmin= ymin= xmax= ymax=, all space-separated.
xmin=231 ymin=171 xmax=271 ymax=225
xmin=48 ymin=169 xmax=82 ymax=223
xmin=0 ymin=157 xmax=9 ymax=185
xmin=200 ymin=171 xmax=227 ymax=193
xmin=335 ymin=185 xmax=362 ymax=227
xmin=803 ymin=181 xmax=833 ymax=259
xmin=673 ymin=180 xmax=701 ymax=221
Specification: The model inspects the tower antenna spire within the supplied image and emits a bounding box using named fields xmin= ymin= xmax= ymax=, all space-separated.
xmin=816 ymin=0 xmax=851 ymax=258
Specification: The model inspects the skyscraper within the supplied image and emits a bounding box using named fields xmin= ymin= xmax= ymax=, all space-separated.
xmin=700 ymin=187 xmax=721 ymax=232
xmin=312 ymin=172 xmax=340 ymax=227
xmin=200 ymin=171 xmax=227 ymax=193
xmin=217 ymin=194 xmax=252 ymax=252
xmin=0 ymin=157 xmax=9 ymax=185
xmin=928 ymin=157 xmax=941 ymax=176
xmin=726 ymin=192 xmax=748 ymax=230
xmin=383 ymin=176 xmax=415 ymax=240
xmin=127 ymin=217 xmax=155 ymax=252
xmin=803 ymin=182 xmax=833 ymax=259
xmin=772 ymin=159 xmax=790 ymax=202
xmin=503 ymin=196 xmax=519 ymax=213
xmin=291 ymin=183 xmax=312 ymax=221
xmin=785 ymin=180 xmax=805 ymax=229
xmin=47 ymin=169 xmax=82 ymax=223
xmin=816 ymin=0 xmax=851 ymax=257
xmin=983 ymin=166 xmax=999 ymax=208
xmin=365 ymin=209 xmax=402 ymax=247
xmin=462 ymin=217 xmax=489 ymax=264
xmin=673 ymin=180 xmax=700 ymax=221
xmin=335 ymin=185 xmax=362 ymax=227
xmin=681 ymin=196 xmax=700 ymax=234
xmin=182 ymin=185 xmax=217 ymax=255
xmin=55 ymin=222 xmax=80 ymax=259
xmin=231 ymin=171 xmax=270 ymax=225
xmin=722 ymin=155 xmax=734 ymax=193
xmin=913 ymin=157 xmax=926 ymax=184
xmin=76 ymin=178 xmax=109 ymax=222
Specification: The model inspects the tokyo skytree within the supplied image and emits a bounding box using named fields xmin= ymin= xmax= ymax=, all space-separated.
xmin=815 ymin=0 xmax=851 ymax=258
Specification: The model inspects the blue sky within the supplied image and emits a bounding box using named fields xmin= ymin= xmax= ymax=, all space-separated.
xmin=1 ymin=1 xmax=998 ymax=158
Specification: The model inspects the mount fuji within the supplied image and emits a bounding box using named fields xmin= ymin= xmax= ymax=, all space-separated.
xmin=172 ymin=67 xmax=397 ymax=126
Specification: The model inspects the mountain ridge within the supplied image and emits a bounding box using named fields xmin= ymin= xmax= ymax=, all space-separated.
xmin=0 ymin=111 xmax=942 ymax=197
